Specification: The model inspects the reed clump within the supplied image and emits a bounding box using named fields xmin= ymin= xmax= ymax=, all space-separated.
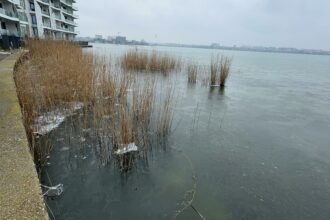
xmin=121 ymin=50 xmax=181 ymax=74
xmin=91 ymin=60 xmax=174 ymax=169
xmin=14 ymin=39 xmax=94 ymax=165
xmin=157 ymin=87 xmax=174 ymax=138
xmin=15 ymin=39 xmax=176 ymax=170
xmin=209 ymin=55 xmax=232 ymax=87
xmin=187 ymin=63 xmax=198 ymax=83
xmin=219 ymin=56 xmax=231 ymax=87
xmin=121 ymin=50 xmax=148 ymax=71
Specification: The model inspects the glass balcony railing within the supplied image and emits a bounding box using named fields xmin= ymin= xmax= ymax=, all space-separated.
xmin=0 ymin=29 xmax=20 ymax=37
xmin=64 ymin=19 xmax=78 ymax=26
xmin=39 ymin=0 xmax=50 ymax=4
xmin=41 ymin=10 xmax=50 ymax=16
xmin=54 ymin=14 xmax=61 ymax=19
xmin=56 ymin=25 xmax=75 ymax=33
xmin=43 ymin=22 xmax=51 ymax=28
xmin=18 ymin=12 xmax=28 ymax=22
xmin=0 ymin=8 xmax=19 ymax=19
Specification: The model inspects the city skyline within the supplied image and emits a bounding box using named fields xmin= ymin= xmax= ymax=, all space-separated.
xmin=76 ymin=0 xmax=330 ymax=51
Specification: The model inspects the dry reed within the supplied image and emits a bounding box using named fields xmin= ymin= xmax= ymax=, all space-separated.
xmin=210 ymin=56 xmax=219 ymax=85
xmin=219 ymin=56 xmax=232 ymax=87
xmin=187 ymin=63 xmax=198 ymax=83
xmin=15 ymin=39 xmax=94 ymax=165
xmin=157 ymin=86 xmax=174 ymax=138
xmin=209 ymin=55 xmax=232 ymax=87
xmin=121 ymin=49 xmax=181 ymax=75
xmin=15 ymin=39 xmax=176 ymax=170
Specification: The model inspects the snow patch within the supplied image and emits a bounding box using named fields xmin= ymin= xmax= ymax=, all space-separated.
xmin=33 ymin=102 xmax=84 ymax=135
xmin=115 ymin=143 xmax=138 ymax=155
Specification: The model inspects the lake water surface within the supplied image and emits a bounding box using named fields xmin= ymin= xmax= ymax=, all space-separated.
xmin=41 ymin=43 xmax=330 ymax=220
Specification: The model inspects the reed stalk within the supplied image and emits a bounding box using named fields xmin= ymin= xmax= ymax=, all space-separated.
xmin=187 ymin=63 xmax=198 ymax=83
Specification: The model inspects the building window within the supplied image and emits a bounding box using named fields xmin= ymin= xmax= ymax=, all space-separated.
xmin=30 ymin=2 xmax=35 ymax=11
xmin=31 ymin=15 xmax=37 ymax=24
xmin=1 ymin=22 xmax=7 ymax=30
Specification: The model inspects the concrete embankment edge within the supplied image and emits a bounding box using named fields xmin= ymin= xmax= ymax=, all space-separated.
xmin=0 ymin=53 xmax=49 ymax=220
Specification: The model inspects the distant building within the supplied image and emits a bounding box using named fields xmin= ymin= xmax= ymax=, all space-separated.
xmin=115 ymin=36 xmax=126 ymax=44
xmin=210 ymin=43 xmax=220 ymax=48
xmin=95 ymin=34 xmax=103 ymax=40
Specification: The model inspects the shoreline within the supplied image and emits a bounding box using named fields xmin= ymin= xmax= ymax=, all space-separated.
xmin=0 ymin=52 xmax=48 ymax=220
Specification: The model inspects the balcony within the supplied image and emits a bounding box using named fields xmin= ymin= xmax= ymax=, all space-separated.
xmin=60 ymin=0 xmax=77 ymax=11
xmin=0 ymin=8 xmax=19 ymax=21
xmin=43 ymin=22 xmax=51 ymax=28
xmin=18 ymin=12 xmax=28 ymax=22
xmin=61 ymin=10 xmax=78 ymax=19
xmin=19 ymin=0 xmax=26 ymax=9
xmin=55 ymin=25 xmax=76 ymax=34
xmin=51 ymin=3 xmax=61 ymax=10
xmin=0 ymin=29 xmax=20 ymax=37
xmin=54 ymin=14 xmax=61 ymax=20
xmin=37 ymin=0 xmax=50 ymax=5
xmin=41 ymin=10 xmax=50 ymax=16
xmin=60 ymin=0 xmax=73 ymax=7
xmin=64 ymin=19 xmax=78 ymax=26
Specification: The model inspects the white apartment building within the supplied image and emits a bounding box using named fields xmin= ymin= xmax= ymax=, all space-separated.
xmin=0 ymin=0 xmax=78 ymax=48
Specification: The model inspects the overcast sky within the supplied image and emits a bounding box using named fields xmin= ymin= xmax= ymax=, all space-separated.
xmin=76 ymin=0 xmax=330 ymax=50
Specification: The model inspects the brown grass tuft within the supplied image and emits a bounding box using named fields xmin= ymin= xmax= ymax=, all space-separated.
xmin=121 ymin=49 xmax=181 ymax=75
xmin=14 ymin=39 xmax=94 ymax=165
xmin=187 ymin=63 xmax=198 ymax=83
xmin=219 ymin=56 xmax=232 ymax=87
xmin=14 ymin=39 xmax=176 ymax=170
xmin=209 ymin=55 xmax=232 ymax=87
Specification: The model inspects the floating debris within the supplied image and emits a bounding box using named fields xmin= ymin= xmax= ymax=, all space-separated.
xmin=82 ymin=128 xmax=91 ymax=133
xmin=56 ymin=138 xmax=65 ymax=142
xmin=41 ymin=184 xmax=64 ymax=197
xmin=60 ymin=147 xmax=70 ymax=152
xmin=115 ymin=143 xmax=138 ymax=155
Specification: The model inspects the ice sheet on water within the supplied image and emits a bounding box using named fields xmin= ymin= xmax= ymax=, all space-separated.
xmin=33 ymin=102 xmax=84 ymax=135
xmin=34 ymin=112 xmax=66 ymax=135
xmin=114 ymin=143 xmax=138 ymax=155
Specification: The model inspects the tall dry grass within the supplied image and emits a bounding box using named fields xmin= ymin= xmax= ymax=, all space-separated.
xmin=121 ymin=49 xmax=181 ymax=75
xmin=209 ymin=55 xmax=232 ymax=87
xmin=157 ymin=86 xmax=174 ymax=138
xmin=15 ymin=39 xmax=176 ymax=170
xmin=15 ymin=39 xmax=178 ymax=170
xmin=219 ymin=56 xmax=231 ymax=87
xmin=187 ymin=63 xmax=198 ymax=83
xmin=14 ymin=39 xmax=94 ymax=165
